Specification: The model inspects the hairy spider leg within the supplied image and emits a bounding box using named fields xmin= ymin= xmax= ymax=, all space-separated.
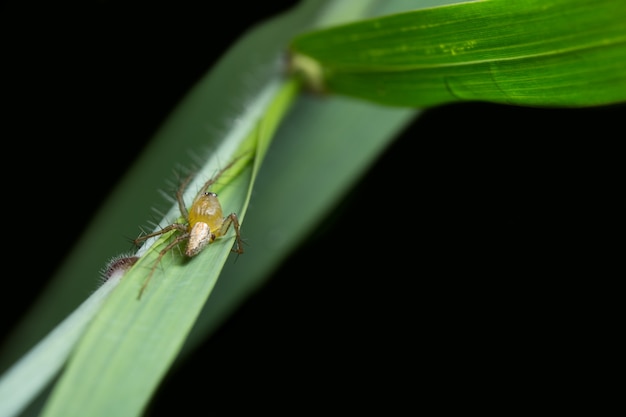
xmin=175 ymin=173 xmax=194 ymax=219
xmin=133 ymin=222 xmax=188 ymax=247
xmin=136 ymin=225 xmax=189 ymax=299
xmin=198 ymin=157 xmax=242 ymax=195
xmin=218 ymin=213 xmax=244 ymax=254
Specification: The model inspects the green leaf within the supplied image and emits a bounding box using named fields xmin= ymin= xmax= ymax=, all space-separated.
xmin=38 ymin=73 xmax=298 ymax=416
xmin=290 ymin=0 xmax=626 ymax=107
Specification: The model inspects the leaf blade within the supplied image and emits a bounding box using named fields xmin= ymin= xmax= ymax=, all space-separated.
xmin=290 ymin=0 xmax=626 ymax=107
xmin=39 ymin=76 xmax=299 ymax=417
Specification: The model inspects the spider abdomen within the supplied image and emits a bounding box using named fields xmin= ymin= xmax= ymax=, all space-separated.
xmin=186 ymin=222 xmax=212 ymax=257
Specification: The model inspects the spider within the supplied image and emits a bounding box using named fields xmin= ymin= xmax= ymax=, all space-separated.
xmin=133 ymin=157 xmax=245 ymax=299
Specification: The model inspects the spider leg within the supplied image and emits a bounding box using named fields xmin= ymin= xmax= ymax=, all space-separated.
xmin=137 ymin=231 xmax=190 ymax=299
xmin=175 ymin=174 xmax=194 ymax=219
xmin=198 ymin=153 xmax=247 ymax=194
xmin=218 ymin=213 xmax=244 ymax=254
xmin=133 ymin=223 xmax=187 ymax=246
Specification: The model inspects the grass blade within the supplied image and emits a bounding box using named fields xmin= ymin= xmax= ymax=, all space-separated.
xmin=290 ymin=0 xmax=626 ymax=107
xmin=38 ymin=74 xmax=298 ymax=417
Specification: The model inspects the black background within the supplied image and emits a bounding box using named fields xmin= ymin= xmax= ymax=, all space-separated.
xmin=1 ymin=1 xmax=622 ymax=414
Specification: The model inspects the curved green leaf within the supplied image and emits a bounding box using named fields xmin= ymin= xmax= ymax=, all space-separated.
xmin=290 ymin=0 xmax=626 ymax=107
xmin=38 ymin=76 xmax=298 ymax=417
